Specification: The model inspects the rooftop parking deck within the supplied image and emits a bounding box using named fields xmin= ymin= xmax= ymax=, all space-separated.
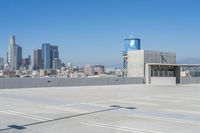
xmin=0 ymin=84 xmax=200 ymax=133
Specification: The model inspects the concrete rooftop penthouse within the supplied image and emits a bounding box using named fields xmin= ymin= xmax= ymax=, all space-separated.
xmin=0 ymin=84 xmax=200 ymax=133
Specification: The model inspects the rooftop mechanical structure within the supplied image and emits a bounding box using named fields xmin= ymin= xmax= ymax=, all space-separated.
xmin=122 ymin=38 xmax=140 ymax=77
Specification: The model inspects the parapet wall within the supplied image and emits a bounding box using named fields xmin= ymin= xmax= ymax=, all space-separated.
xmin=150 ymin=77 xmax=176 ymax=85
xmin=0 ymin=77 xmax=144 ymax=89
xmin=180 ymin=77 xmax=200 ymax=84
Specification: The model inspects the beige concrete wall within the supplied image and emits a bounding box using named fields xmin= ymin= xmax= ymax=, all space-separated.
xmin=151 ymin=77 xmax=176 ymax=85
xmin=0 ymin=77 xmax=144 ymax=89
xmin=127 ymin=50 xmax=144 ymax=77
xmin=127 ymin=50 xmax=176 ymax=78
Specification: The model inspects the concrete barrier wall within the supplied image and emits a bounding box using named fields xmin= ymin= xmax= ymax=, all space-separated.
xmin=151 ymin=77 xmax=176 ymax=85
xmin=180 ymin=77 xmax=200 ymax=84
xmin=0 ymin=77 xmax=144 ymax=89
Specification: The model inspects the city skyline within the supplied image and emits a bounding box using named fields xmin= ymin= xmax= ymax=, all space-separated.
xmin=0 ymin=0 xmax=200 ymax=66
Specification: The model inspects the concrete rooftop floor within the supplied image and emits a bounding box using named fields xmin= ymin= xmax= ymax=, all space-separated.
xmin=0 ymin=84 xmax=200 ymax=133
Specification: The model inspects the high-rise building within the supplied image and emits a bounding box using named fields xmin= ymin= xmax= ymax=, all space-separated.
xmin=42 ymin=43 xmax=51 ymax=69
xmin=8 ymin=34 xmax=22 ymax=70
xmin=51 ymin=45 xmax=59 ymax=59
xmin=50 ymin=45 xmax=59 ymax=68
xmin=8 ymin=34 xmax=15 ymax=70
xmin=42 ymin=43 xmax=59 ymax=69
xmin=14 ymin=45 xmax=22 ymax=69
xmin=34 ymin=49 xmax=42 ymax=70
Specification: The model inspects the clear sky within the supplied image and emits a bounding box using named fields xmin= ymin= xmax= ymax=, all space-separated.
xmin=0 ymin=0 xmax=200 ymax=67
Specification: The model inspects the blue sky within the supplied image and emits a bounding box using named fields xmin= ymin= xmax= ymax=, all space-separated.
xmin=0 ymin=0 xmax=200 ymax=66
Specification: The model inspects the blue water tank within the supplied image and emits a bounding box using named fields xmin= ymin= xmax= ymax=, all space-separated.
xmin=124 ymin=38 xmax=140 ymax=53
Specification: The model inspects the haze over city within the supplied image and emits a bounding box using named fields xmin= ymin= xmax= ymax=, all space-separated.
xmin=0 ymin=0 xmax=200 ymax=66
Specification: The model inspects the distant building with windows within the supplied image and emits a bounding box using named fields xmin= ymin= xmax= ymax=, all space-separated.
xmin=14 ymin=45 xmax=22 ymax=70
xmin=8 ymin=34 xmax=15 ymax=70
xmin=8 ymin=34 xmax=22 ymax=70
xmin=42 ymin=43 xmax=59 ymax=69
xmin=33 ymin=49 xmax=42 ymax=70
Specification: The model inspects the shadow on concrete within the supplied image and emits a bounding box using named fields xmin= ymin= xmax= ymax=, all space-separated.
xmin=0 ymin=106 xmax=136 ymax=132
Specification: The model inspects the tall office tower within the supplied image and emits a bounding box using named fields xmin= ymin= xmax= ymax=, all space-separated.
xmin=0 ymin=57 xmax=4 ymax=70
xmin=42 ymin=43 xmax=51 ymax=69
xmin=34 ymin=49 xmax=42 ymax=70
xmin=8 ymin=34 xmax=22 ymax=70
xmin=51 ymin=45 xmax=59 ymax=58
xmin=8 ymin=34 xmax=16 ymax=70
xmin=50 ymin=45 xmax=59 ymax=68
xmin=42 ymin=43 xmax=59 ymax=69
xmin=14 ymin=45 xmax=22 ymax=69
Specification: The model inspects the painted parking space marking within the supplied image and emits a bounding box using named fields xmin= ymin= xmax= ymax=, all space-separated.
xmin=164 ymin=109 xmax=200 ymax=115
xmin=135 ymin=97 xmax=182 ymax=103
xmin=128 ymin=114 xmax=200 ymax=125
xmin=45 ymin=105 xmax=90 ymax=113
xmin=0 ymin=110 xmax=52 ymax=121
xmin=154 ymin=95 xmax=200 ymax=101
xmin=109 ymin=99 xmax=159 ymax=106
xmin=82 ymin=121 xmax=165 ymax=133
xmin=80 ymin=103 xmax=108 ymax=108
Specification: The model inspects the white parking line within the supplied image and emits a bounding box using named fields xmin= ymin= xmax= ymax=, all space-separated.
xmin=155 ymin=96 xmax=200 ymax=101
xmin=164 ymin=109 xmax=200 ymax=115
xmin=110 ymin=99 xmax=158 ymax=106
xmin=82 ymin=121 xmax=165 ymax=133
xmin=0 ymin=110 xmax=52 ymax=121
xmin=128 ymin=114 xmax=200 ymax=125
xmin=45 ymin=106 xmax=89 ymax=113
xmin=80 ymin=103 xmax=108 ymax=108
xmin=135 ymin=97 xmax=181 ymax=103
xmin=7 ymin=110 xmax=52 ymax=120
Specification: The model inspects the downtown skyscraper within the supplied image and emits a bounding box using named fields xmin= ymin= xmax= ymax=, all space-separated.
xmin=33 ymin=49 xmax=42 ymax=70
xmin=8 ymin=34 xmax=15 ymax=70
xmin=15 ymin=45 xmax=22 ymax=69
xmin=8 ymin=34 xmax=22 ymax=70
xmin=42 ymin=43 xmax=59 ymax=69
